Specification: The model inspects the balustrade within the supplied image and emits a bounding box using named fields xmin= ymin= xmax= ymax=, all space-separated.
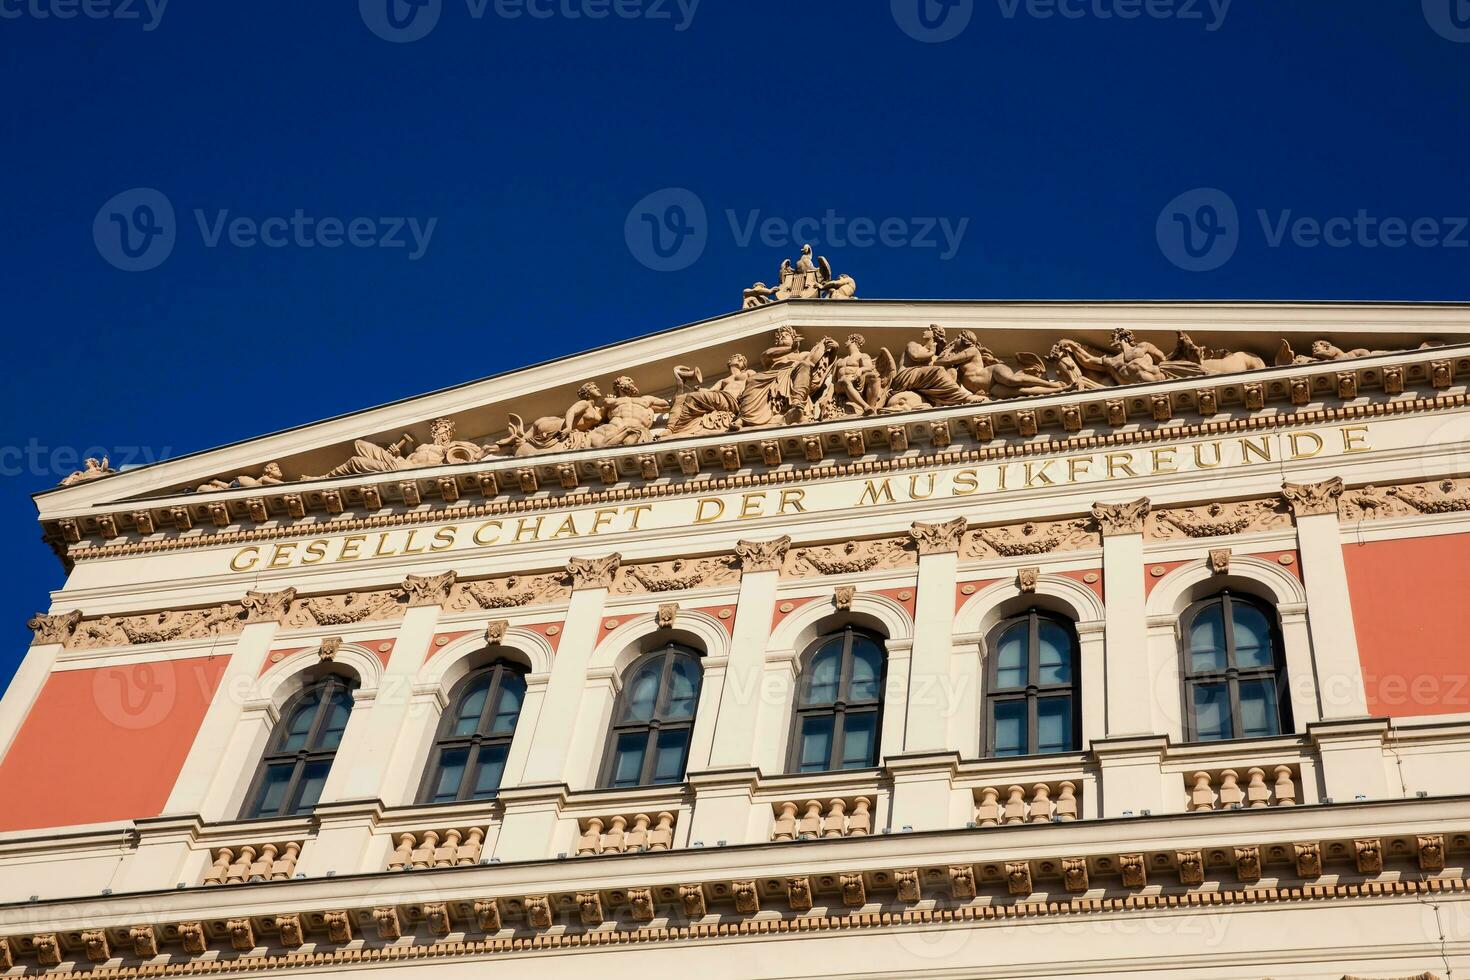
xmin=202 ymin=841 xmax=302 ymax=885
xmin=385 ymin=827 xmax=487 ymax=871
xmin=575 ymin=812 xmax=676 ymax=856
xmin=973 ymin=782 xmax=1079 ymax=827
xmin=1185 ymin=766 xmax=1297 ymax=811
xmin=770 ymin=797 xmax=873 ymax=841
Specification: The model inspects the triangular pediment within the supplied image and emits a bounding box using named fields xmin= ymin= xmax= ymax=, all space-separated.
xmin=34 ymin=297 xmax=1470 ymax=551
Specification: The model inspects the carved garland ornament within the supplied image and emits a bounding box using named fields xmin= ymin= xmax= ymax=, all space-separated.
xmin=1342 ymin=478 xmax=1470 ymax=521
xmin=963 ymin=518 xmax=1095 ymax=558
xmin=1149 ymin=499 xmax=1289 ymax=539
xmin=790 ymin=536 xmax=914 ymax=577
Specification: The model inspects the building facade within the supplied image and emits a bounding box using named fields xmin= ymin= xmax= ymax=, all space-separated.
xmin=2 ymin=276 xmax=1469 ymax=977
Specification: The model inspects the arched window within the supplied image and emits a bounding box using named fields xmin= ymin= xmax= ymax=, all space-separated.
xmin=600 ymin=645 xmax=702 ymax=789
xmin=242 ymin=675 xmax=356 ymax=819
xmin=984 ymin=610 xmax=1080 ymax=757
xmin=418 ymin=662 xmax=528 ymax=804
xmin=789 ymin=626 xmax=885 ymax=773
xmin=1181 ymin=591 xmax=1291 ymax=741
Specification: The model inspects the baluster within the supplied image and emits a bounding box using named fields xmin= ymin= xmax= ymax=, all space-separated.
xmin=274 ymin=842 xmax=301 ymax=880
xmin=602 ymin=815 xmax=628 ymax=854
xmin=227 ymin=844 xmax=256 ymax=884
xmin=205 ymin=847 xmax=232 ymax=886
xmin=576 ymin=818 xmax=604 ymax=856
xmin=1028 ymin=784 xmax=1053 ymax=823
xmin=389 ymin=833 xmax=415 ymax=871
xmin=1054 ymin=781 xmax=1078 ymax=821
xmin=626 ymin=813 xmax=651 ymax=851
xmin=798 ymin=800 xmax=823 ymax=839
xmin=1217 ymin=769 xmax=1245 ymax=808
xmin=847 ymin=797 xmax=872 ymax=836
xmin=411 ymin=831 xmax=440 ymax=869
xmin=975 ymin=787 xmax=1001 ymax=827
xmin=1002 ymin=786 xmax=1028 ymax=825
xmin=435 ymin=829 xmax=462 ymax=867
xmin=772 ymin=802 xmax=799 ymax=841
xmin=823 ymin=799 xmax=849 ymax=838
xmin=459 ymin=827 xmax=486 ymax=865
xmin=648 ymin=812 xmax=675 ymax=851
xmin=249 ymin=843 xmax=277 ymax=881
xmin=1188 ymin=772 xmax=1216 ymax=811
xmin=1245 ymin=767 xmax=1270 ymax=808
xmin=1272 ymin=766 xmax=1297 ymax=806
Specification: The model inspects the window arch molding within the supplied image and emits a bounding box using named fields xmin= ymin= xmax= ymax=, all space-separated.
xmin=417 ymin=628 xmax=553 ymax=697
xmin=255 ymin=643 xmax=381 ymax=714
xmin=1144 ymin=555 xmax=1306 ymax=621
xmin=955 ymin=575 xmax=1104 ymax=638
xmin=590 ymin=609 xmax=730 ymax=677
xmin=767 ymin=593 xmax=912 ymax=658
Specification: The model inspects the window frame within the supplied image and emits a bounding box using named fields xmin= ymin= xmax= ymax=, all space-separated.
xmin=597 ymin=644 xmax=704 ymax=789
xmin=415 ymin=660 xmax=529 ymax=805
xmin=240 ymin=674 xmax=357 ymax=820
xmin=1179 ymin=590 xmax=1292 ymax=742
xmin=982 ymin=609 xmax=1081 ymax=758
xmin=786 ymin=625 xmax=887 ymax=774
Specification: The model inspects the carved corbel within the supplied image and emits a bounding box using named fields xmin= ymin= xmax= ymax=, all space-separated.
xmin=895 ymin=869 xmax=921 ymax=902
xmin=1120 ymin=853 xmax=1147 ymax=888
xmin=1104 ymin=399 xmax=1126 ymax=426
xmin=129 ymin=925 xmax=159 ymax=958
xmin=1294 ymin=841 xmax=1322 ymax=878
xmin=1176 ymin=849 xmax=1204 ymax=885
xmin=132 ymin=510 xmax=157 ymax=535
xmin=400 ymin=482 xmax=422 ymax=507
xmin=1004 ymin=861 xmax=1032 ymax=896
xmin=34 ymin=934 xmax=61 ymax=967
xmin=1062 ymin=405 xmax=1082 ymax=432
xmin=247 ymin=498 xmax=269 ymax=523
xmin=910 ymin=516 xmax=967 ymax=555
xmin=1336 ymin=371 xmax=1359 ymax=400
xmin=207 ymin=502 xmax=230 ymax=528
xmin=403 ymin=571 xmax=457 ymax=607
xmin=1243 ymin=382 xmax=1265 ymax=410
xmin=27 ymin=609 xmax=81 ymax=646
xmin=477 ymin=472 xmax=500 ymax=497
xmin=678 ymin=883 xmax=707 ymax=918
xmin=242 ymin=587 xmax=298 ymax=624
xmin=1289 ymin=377 xmax=1311 ymax=405
xmin=438 ymin=476 xmax=461 ymax=502
xmin=719 ymin=445 xmax=741 ymax=471
xmin=949 ymin=864 xmax=976 ymax=899
xmin=656 ymin=602 xmax=679 ymax=629
xmin=372 ymin=907 xmax=402 ymax=940
xmin=170 ymin=506 xmax=192 ymax=531
xmin=930 ymin=419 xmax=952 ymax=447
xmin=227 ymin=918 xmax=256 ymax=951
xmin=1418 ymin=834 xmax=1446 ymax=872
xmin=179 ymin=922 xmax=208 ymax=954
xmin=1017 ymin=566 xmax=1040 ymax=593
xmin=1150 ymin=393 xmax=1172 ymax=422
xmin=1015 ymin=410 xmax=1038 ymax=437
xmin=424 ymin=903 xmax=452 ymax=936
xmin=886 ymin=425 xmax=909 ymax=452
xmin=759 ymin=440 xmax=782 ymax=466
xmin=485 ymin=619 xmax=509 ymax=645
xmin=473 ymin=899 xmax=501 ymax=932
xmin=319 ymin=636 xmax=343 ymax=662
xmin=323 ymin=911 xmax=353 ymax=943
xmin=1282 ymin=477 xmax=1344 ymax=517
xmin=0 ymin=937 xmax=12 ymax=970
xmin=361 ymin=485 xmax=382 ymax=511
xmin=677 ymin=449 xmax=700 ymax=476
xmin=1431 ymin=359 xmax=1453 ymax=389
xmin=785 ymin=876 xmax=813 ymax=911
xmin=525 ymin=896 xmax=553 ymax=929
xmin=323 ymin=490 xmax=343 ymax=515
xmin=736 ymin=535 xmax=791 ymax=573
xmin=567 ymin=553 xmax=621 ymax=590
xmin=1092 ymin=498 xmax=1150 ymax=536
xmin=627 ymin=887 xmax=656 ymax=921
xmin=1208 ymin=548 xmax=1231 ymax=574
xmin=972 ymin=415 xmax=995 ymax=442
xmin=732 ymin=880 xmax=760 ymax=913
xmin=637 ymin=454 xmax=659 ymax=479
xmin=834 ymin=585 xmax=856 ymax=611
xmin=97 ymin=514 xmax=118 ymax=539
xmin=1061 ymin=857 xmax=1089 ymax=893
xmin=1382 ymin=365 xmax=1404 ymax=395
xmin=1354 ymin=838 xmax=1383 ymax=874
xmin=276 ymin=914 xmax=305 ymax=948
xmin=839 ymin=873 xmax=867 ymax=906
xmin=284 ymin=493 xmax=307 ymax=518
xmin=1197 ymin=387 xmax=1219 ymax=416
xmin=82 ymin=929 xmax=110 ymax=962
xmin=801 ymin=435 xmax=823 ymax=461
xmin=516 ymin=468 xmax=539 ymax=494
xmin=1234 ymin=845 xmax=1261 ymax=883
xmin=843 ymin=430 xmax=866 ymax=457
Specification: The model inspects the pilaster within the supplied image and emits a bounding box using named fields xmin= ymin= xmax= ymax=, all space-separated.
xmin=685 ymin=767 xmax=762 ymax=845
xmin=707 ymin=560 xmax=781 ymax=768
xmin=1309 ymin=717 xmax=1391 ymax=802
xmin=1092 ymin=734 xmax=1169 ymax=818
xmin=1094 ymin=498 xmax=1152 ymax=736
xmin=885 ymin=750 xmax=965 ymax=832
xmin=905 ymin=527 xmax=961 ymax=751
xmin=492 ymin=782 xmax=569 ymax=863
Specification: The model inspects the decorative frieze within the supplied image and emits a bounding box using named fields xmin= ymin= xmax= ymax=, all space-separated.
xmin=788 ymin=536 xmax=914 ymax=577
xmin=963 ymin=518 xmax=1095 ymax=559
xmin=1148 ymin=499 xmax=1289 ymax=539
xmin=448 ymin=573 xmax=568 ymax=611
xmin=616 ymin=555 xmax=739 ymax=594
xmin=288 ymin=589 xmax=402 ymax=628
xmin=1342 ymin=478 xmax=1470 ymax=520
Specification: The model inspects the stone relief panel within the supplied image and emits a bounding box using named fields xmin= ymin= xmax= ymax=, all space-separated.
xmin=445 ymin=573 xmax=570 ymax=611
xmin=962 ymin=518 xmax=1097 ymax=559
xmin=1340 ymin=478 xmax=1470 ymax=521
xmin=284 ymin=590 xmax=405 ymax=629
xmin=615 ymin=555 xmax=740 ymax=595
xmin=1147 ymin=499 xmax=1291 ymax=540
xmin=785 ymin=536 xmax=916 ymax=578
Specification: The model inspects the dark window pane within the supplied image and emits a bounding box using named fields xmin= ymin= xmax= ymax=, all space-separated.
xmin=471 ymin=744 xmax=509 ymax=799
xmin=431 ymin=748 xmax=469 ymax=803
xmin=291 ymin=760 xmax=331 ymax=814
xmin=1037 ymin=697 xmax=1072 ymax=754
xmin=624 ymin=664 xmax=661 ymax=722
xmin=995 ymin=623 xmax=1028 ymax=689
xmin=849 ymin=638 xmax=883 ymax=702
xmin=1188 ymin=605 xmax=1227 ymax=673
xmin=992 ymin=700 xmax=1027 ymax=756
xmin=251 ymin=763 xmax=294 ymax=817
xmin=280 ymin=701 xmax=316 ymax=751
xmin=454 ymin=677 xmax=492 ymax=736
xmin=1237 ymin=678 xmax=1280 ymax=738
xmin=797 ymin=715 xmax=835 ymax=772
xmin=652 ymin=729 xmax=691 ymax=783
xmin=665 ymin=658 xmax=701 ymax=720
xmin=806 ymin=644 xmax=841 ymax=704
xmin=489 ymin=674 xmax=525 ymax=735
xmin=1037 ymin=621 xmax=1072 ymax=685
xmin=1231 ymin=603 xmax=1273 ymax=669
xmin=610 ymin=732 xmax=647 ymax=788
xmin=1191 ymin=682 xmax=1232 ymax=740
xmin=318 ymin=691 xmax=352 ymax=750
xmin=840 ymin=712 xmax=877 ymax=769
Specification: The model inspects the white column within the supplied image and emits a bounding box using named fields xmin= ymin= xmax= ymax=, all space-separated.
xmin=905 ymin=547 xmax=959 ymax=751
xmin=1286 ymin=479 xmax=1368 ymax=719
xmin=0 ymin=615 xmax=72 ymax=764
xmin=1278 ymin=601 xmax=1322 ymax=729
xmin=947 ymin=632 xmax=983 ymax=760
xmin=751 ymin=649 xmax=798 ymax=773
xmin=500 ymin=671 xmax=549 ymax=789
xmin=520 ymin=582 xmax=610 ymax=784
xmin=1095 ymin=500 xmax=1153 ymax=736
xmin=1078 ymin=619 xmax=1109 ymax=747
xmin=686 ymin=655 xmax=727 ymax=773
xmin=165 ymin=616 xmax=284 ymax=816
xmin=706 ymin=565 xmax=779 ymax=768
xmin=564 ymin=667 xmax=618 ymax=788
xmin=880 ymin=638 xmax=913 ymax=764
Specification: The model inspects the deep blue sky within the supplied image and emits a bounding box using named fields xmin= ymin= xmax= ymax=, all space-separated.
xmin=1 ymin=1 xmax=1467 ymax=691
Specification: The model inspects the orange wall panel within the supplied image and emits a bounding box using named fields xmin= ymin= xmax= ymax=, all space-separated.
xmin=0 ymin=656 xmax=228 ymax=832
xmin=1344 ymin=533 xmax=1470 ymax=718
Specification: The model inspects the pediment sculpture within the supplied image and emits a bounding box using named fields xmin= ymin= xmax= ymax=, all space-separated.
xmin=741 ymin=244 xmax=857 ymax=307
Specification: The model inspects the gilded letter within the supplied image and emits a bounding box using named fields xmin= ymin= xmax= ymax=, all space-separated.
xmin=1024 ymin=461 xmax=1055 ymax=487
xmin=739 ymin=492 xmax=766 ymax=519
xmin=908 ymin=474 xmax=937 ymax=499
xmin=473 ymin=521 xmax=503 ymax=545
xmin=373 ymin=533 xmax=398 ymax=558
xmin=431 ymin=526 xmax=458 ymax=551
xmin=268 ymin=543 xmax=298 ymax=568
xmin=301 ymin=540 xmax=330 ymax=565
xmin=1193 ymin=441 xmax=1223 ymax=468
xmin=626 ymin=505 xmax=654 ymax=530
xmin=858 ymin=479 xmax=897 ymax=505
xmin=591 ymin=509 xmax=619 ymax=533
xmin=1150 ymin=447 xmax=1179 ymax=474
xmin=694 ymin=498 xmax=726 ymax=524
xmin=1288 ymin=432 xmax=1324 ymax=459
xmin=1240 ymin=436 xmax=1273 ymax=463
xmin=230 ymin=546 xmax=261 ymax=572
xmin=778 ymin=489 xmax=807 ymax=514
xmin=951 ymin=468 xmax=980 ymax=495
xmin=513 ymin=517 xmax=544 ymax=543
xmin=1106 ymin=453 xmax=1139 ymax=478
xmin=1066 ymin=457 xmax=1092 ymax=483
xmin=402 ymin=530 xmax=426 ymax=555
xmin=1341 ymin=426 xmax=1371 ymax=454
xmin=338 ymin=536 xmax=366 ymax=561
xmin=552 ymin=514 xmax=581 ymax=538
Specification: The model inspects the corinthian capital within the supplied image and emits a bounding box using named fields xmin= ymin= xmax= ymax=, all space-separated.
xmin=735 ymin=535 xmax=791 ymax=573
xmin=909 ymin=517 xmax=968 ymax=555
xmin=1282 ymin=477 xmax=1344 ymax=517
xmin=241 ymin=588 xmax=298 ymax=624
xmin=27 ymin=610 xmax=82 ymax=646
xmin=566 ymin=553 xmax=621 ymax=591
xmin=402 ymin=571 xmax=457 ymax=607
xmin=1092 ymin=498 xmax=1151 ymax=536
